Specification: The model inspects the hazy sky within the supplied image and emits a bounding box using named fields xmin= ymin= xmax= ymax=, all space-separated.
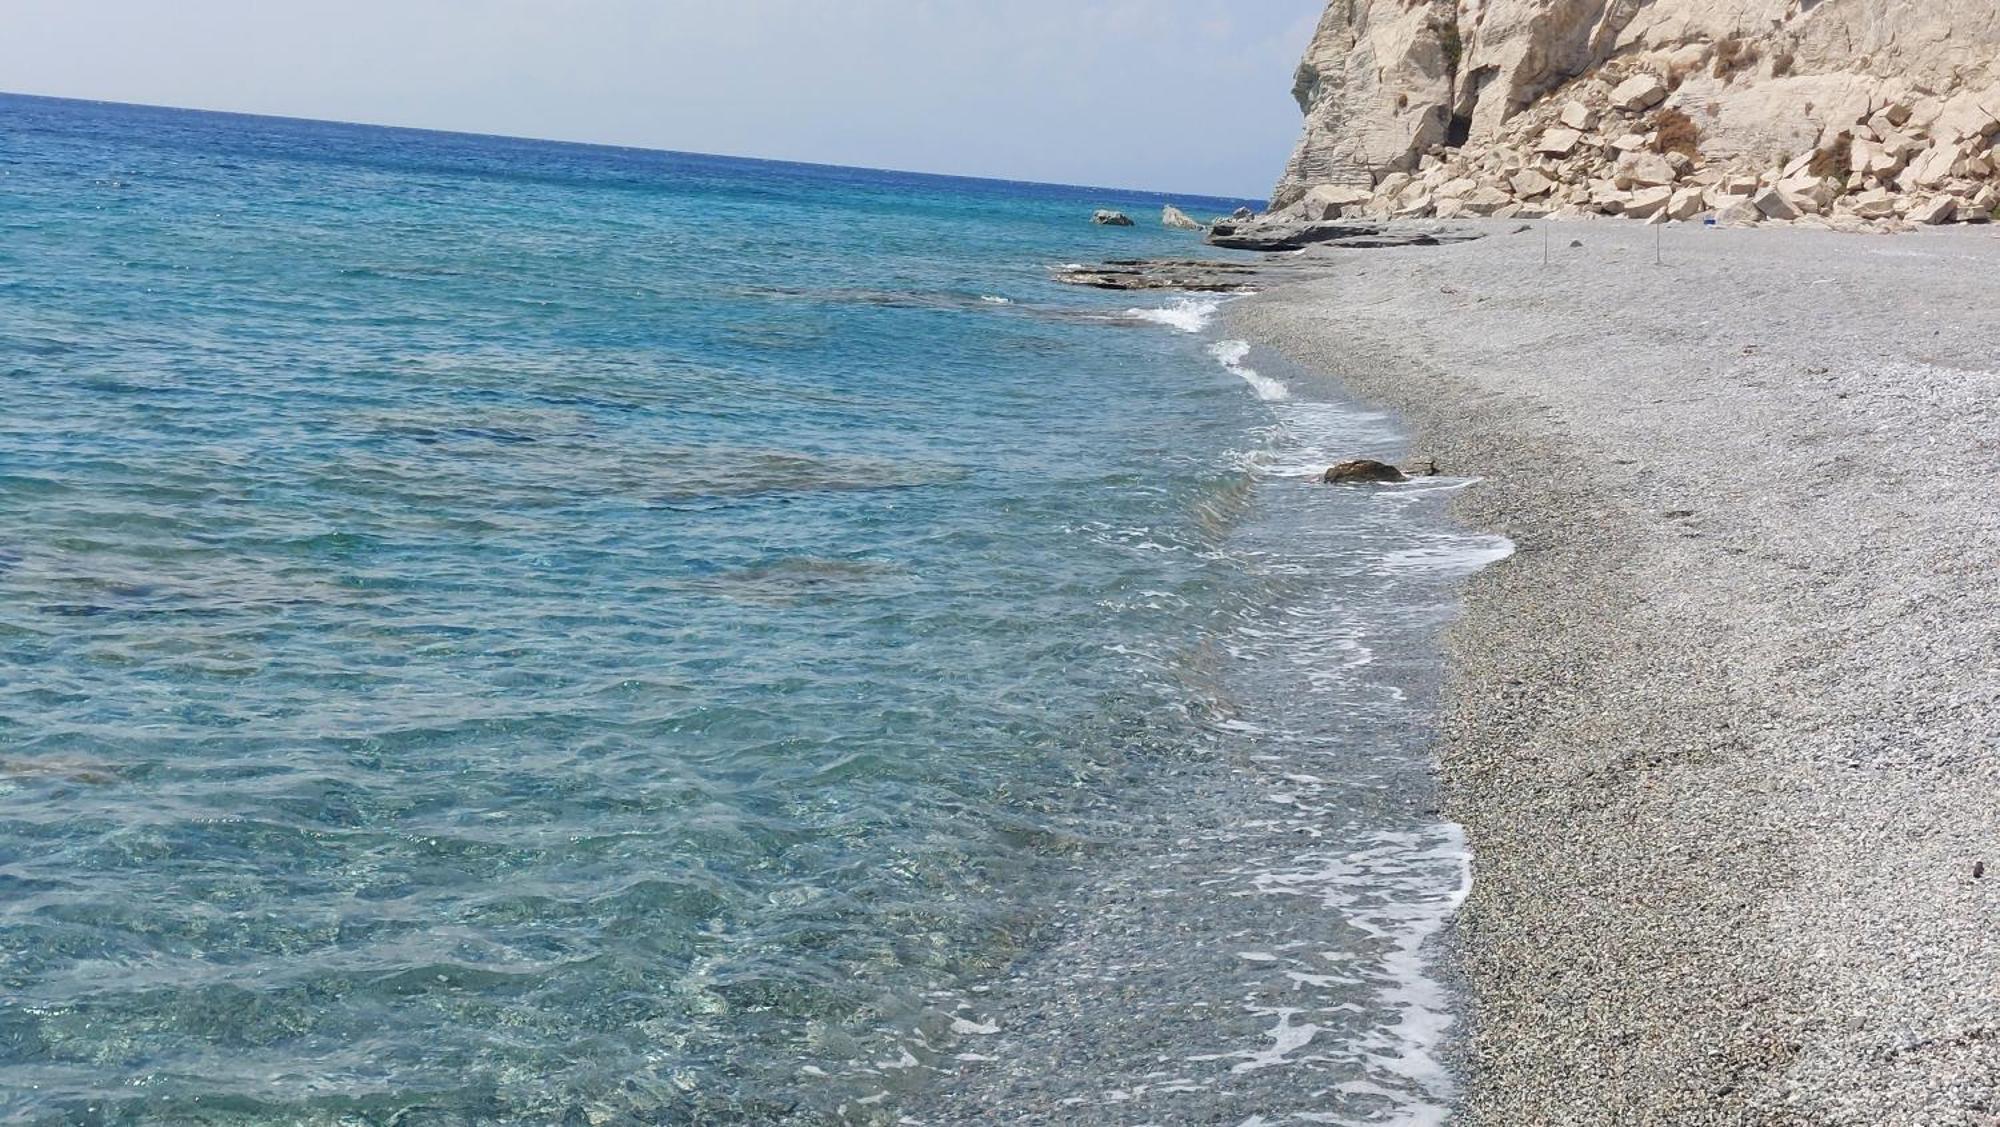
xmin=2 ymin=1 xmax=1325 ymax=198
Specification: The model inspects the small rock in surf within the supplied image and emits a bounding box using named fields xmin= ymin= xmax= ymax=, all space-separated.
xmin=1323 ymin=459 xmax=1409 ymax=484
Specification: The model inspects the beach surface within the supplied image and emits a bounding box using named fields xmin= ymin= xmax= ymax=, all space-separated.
xmin=1231 ymin=221 xmax=2000 ymax=1126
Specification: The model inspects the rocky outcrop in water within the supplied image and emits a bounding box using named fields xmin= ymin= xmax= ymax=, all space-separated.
xmin=1323 ymin=459 xmax=1409 ymax=484
xmin=1092 ymin=209 xmax=1136 ymax=226
xmin=1270 ymin=1 xmax=2000 ymax=229
xmin=1206 ymin=217 xmax=1485 ymax=252
xmin=1161 ymin=205 xmax=1204 ymax=230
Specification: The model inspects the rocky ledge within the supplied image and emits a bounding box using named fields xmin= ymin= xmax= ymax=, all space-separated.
xmin=1052 ymin=221 xmax=1489 ymax=291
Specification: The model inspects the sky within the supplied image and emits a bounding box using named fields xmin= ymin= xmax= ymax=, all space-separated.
xmin=1 ymin=1 xmax=1327 ymax=199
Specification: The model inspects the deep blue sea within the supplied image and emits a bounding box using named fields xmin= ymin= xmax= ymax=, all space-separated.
xmin=0 ymin=94 xmax=1506 ymax=1125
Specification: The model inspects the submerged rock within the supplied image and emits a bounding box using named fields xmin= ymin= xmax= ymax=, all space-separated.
xmin=1092 ymin=209 xmax=1136 ymax=227
xmin=1323 ymin=459 xmax=1409 ymax=484
xmin=1161 ymin=205 xmax=1204 ymax=230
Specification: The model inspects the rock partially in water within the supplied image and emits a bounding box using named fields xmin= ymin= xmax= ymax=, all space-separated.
xmin=1162 ymin=205 xmax=1205 ymax=231
xmin=1206 ymin=217 xmax=1486 ymax=252
xmin=1323 ymin=459 xmax=1409 ymax=484
xmin=1092 ymin=210 xmax=1136 ymax=227
xmin=1053 ymin=259 xmax=1264 ymax=292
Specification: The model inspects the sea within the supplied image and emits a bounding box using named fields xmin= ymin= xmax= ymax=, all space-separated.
xmin=0 ymin=93 xmax=1508 ymax=1125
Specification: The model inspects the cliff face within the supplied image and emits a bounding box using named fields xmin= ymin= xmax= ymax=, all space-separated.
xmin=1270 ymin=0 xmax=2000 ymax=227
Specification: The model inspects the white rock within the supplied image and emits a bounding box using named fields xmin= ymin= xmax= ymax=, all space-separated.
xmin=1623 ymin=185 xmax=1674 ymax=219
xmin=1511 ymin=168 xmax=1556 ymax=198
xmin=1610 ymin=73 xmax=1668 ymax=113
xmin=1293 ymin=185 xmax=1375 ymax=220
xmin=1537 ymin=127 xmax=1583 ymax=156
xmin=1667 ymin=186 xmax=1707 ymax=220
xmin=1850 ymin=137 xmax=1903 ymax=177
xmin=1459 ymin=186 xmax=1518 ymax=215
xmin=1845 ymin=189 xmax=1899 ymax=219
xmin=1903 ymin=144 xmax=1961 ymax=189
xmin=1932 ymin=89 xmax=2000 ymax=143
xmin=1717 ymin=200 xmax=1764 ymax=227
xmin=1560 ymin=101 xmax=1596 ymax=130
xmin=1775 ymin=176 xmax=1835 ymax=214
xmin=1620 ymin=151 xmax=1678 ymax=187
xmin=1880 ymin=130 xmax=1925 ymax=161
xmin=1909 ymin=196 xmax=1957 ymax=225
xmin=1752 ymin=187 xmax=1801 ymax=221
xmin=1393 ymin=193 xmax=1436 ymax=218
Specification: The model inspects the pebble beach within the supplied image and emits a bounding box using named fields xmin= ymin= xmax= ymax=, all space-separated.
xmin=1231 ymin=220 xmax=2000 ymax=1126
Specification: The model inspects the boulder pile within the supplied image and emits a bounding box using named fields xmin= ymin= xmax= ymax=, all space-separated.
xmin=1284 ymin=65 xmax=2000 ymax=233
xmin=1269 ymin=1 xmax=2000 ymax=234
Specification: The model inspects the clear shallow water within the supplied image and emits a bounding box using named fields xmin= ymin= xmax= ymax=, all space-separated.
xmin=0 ymin=94 xmax=1502 ymax=1125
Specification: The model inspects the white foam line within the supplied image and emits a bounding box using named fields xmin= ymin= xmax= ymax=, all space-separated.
xmin=1125 ymin=295 xmax=1223 ymax=333
xmin=1209 ymin=339 xmax=1290 ymax=402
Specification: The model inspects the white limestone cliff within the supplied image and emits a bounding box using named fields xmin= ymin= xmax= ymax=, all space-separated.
xmin=1271 ymin=0 xmax=2000 ymax=228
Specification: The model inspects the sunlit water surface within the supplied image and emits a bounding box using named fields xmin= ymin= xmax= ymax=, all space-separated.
xmin=0 ymin=94 xmax=1503 ymax=1125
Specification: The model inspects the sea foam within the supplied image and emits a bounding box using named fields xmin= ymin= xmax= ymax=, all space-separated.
xmin=1210 ymin=339 xmax=1290 ymax=401
xmin=1126 ymin=296 xmax=1222 ymax=333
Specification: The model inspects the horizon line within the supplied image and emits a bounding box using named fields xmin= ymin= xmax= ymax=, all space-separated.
xmin=0 ymin=88 xmax=1270 ymax=207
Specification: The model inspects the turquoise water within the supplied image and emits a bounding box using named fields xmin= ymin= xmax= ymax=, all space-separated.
xmin=1 ymin=94 xmax=1499 ymax=1125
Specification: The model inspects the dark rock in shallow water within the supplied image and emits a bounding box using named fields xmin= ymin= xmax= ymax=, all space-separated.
xmin=1205 ymin=217 xmax=1486 ymax=252
xmin=1053 ymin=259 xmax=1263 ymax=292
xmin=1323 ymin=459 xmax=1409 ymax=484
xmin=1053 ymin=220 xmax=1487 ymax=293
xmin=1092 ymin=209 xmax=1136 ymax=227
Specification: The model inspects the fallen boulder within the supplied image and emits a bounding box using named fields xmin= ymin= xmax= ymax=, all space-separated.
xmin=1623 ymin=185 xmax=1674 ymax=220
xmin=1093 ymin=210 xmax=1136 ymax=227
xmin=1610 ymin=73 xmax=1668 ymax=113
xmin=1295 ymin=184 xmax=1375 ymax=220
xmin=1910 ymin=196 xmax=1958 ymax=225
xmin=1752 ymin=187 xmax=1801 ymax=221
xmin=1161 ymin=205 xmax=1204 ymax=231
xmin=1537 ymin=128 xmax=1583 ymax=157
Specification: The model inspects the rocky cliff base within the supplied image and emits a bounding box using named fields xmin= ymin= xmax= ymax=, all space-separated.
xmin=1272 ymin=1 xmax=2000 ymax=232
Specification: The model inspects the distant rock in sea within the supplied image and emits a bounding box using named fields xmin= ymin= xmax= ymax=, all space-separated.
xmin=1161 ymin=205 xmax=1204 ymax=230
xmin=1092 ymin=209 xmax=1136 ymax=227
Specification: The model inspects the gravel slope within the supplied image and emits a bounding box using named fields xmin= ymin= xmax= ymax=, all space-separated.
xmin=1229 ymin=220 xmax=2000 ymax=1126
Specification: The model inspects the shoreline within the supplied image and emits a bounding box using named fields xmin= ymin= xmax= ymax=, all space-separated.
xmin=1227 ymin=219 xmax=2000 ymax=1125
xmin=914 ymin=311 xmax=1505 ymax=1126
